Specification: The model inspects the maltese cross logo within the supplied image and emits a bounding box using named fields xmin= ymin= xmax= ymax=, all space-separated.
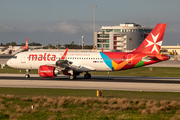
xmin=145 ymin=33 xmax=162 ymax=53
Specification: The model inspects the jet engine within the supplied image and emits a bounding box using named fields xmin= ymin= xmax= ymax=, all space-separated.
xmin=38 ymin=65 xmax=59 ymax=77
xmin=8 ymin=50 xmax=12 ymax=54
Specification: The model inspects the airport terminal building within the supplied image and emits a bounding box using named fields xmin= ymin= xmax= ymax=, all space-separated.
xmin=94 ymin=23 xmax=152 ymax=51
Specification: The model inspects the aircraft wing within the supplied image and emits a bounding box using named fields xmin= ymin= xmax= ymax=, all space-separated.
xmin=69 ymin=64 xmax=96 ymax=72
xmin=1 ymin=48 xmax=11 ymax=54
xmin=11 ymin=48 xmax=22 ymax=55
xmin=55 ymin=59 xmax=96 ymax=72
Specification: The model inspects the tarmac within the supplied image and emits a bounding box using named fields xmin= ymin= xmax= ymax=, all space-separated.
xmin=1 ymin=74 xmax=180 ymax=92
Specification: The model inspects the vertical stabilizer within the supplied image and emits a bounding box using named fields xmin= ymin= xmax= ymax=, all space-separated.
xmin=133 ymin=23 xmax=166 ymax=54
xmin=25 ymin=38 xmax=28 ymax=49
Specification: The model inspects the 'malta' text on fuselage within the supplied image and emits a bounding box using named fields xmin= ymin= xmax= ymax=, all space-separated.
xmin=28 ymin=53 xmax=56 ymax=61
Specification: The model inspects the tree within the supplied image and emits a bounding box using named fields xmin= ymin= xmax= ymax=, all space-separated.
xmin=29 ymin=42 xmax=42 ymax=46
xmin=71 ymin=41 xmax=74 ymax=45
xmin=10 ymin=42 xmax=17 ymax=46
xmin=21 ymin=43 xmax=25 ymax=46
xmin=56 ymin=44 xmax=61 ymax=49
xmin=43 ymin=44 xmax=56 ymax=49
xmin=6 ymin=43 xmax=11 ymax=46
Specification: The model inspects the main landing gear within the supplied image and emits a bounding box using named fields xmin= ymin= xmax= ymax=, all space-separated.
xmin=84 ymin=72 xmax=91 ymax=79
xmin=69 ymin=72 xmax=91 ymax=80
xmin=69 ymin=75 xmax=76 ymax=80
xmin=25 ymin=69 xmax=30 ymax=78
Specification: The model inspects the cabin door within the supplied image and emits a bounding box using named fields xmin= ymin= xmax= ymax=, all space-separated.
xmin=21 ymin=53 xmax=26 ymax=63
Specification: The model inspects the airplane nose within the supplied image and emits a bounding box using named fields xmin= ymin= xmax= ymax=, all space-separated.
xmin=6 ymin=59 xmax=12 ymax=67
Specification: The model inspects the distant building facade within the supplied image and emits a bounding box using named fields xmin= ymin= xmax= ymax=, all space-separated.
xmin=94 ymin=23 xmax=152 ymax=51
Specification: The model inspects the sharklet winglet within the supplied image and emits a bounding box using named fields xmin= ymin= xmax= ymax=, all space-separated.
xmin=61 ymin=48 xmax=69 ymax=60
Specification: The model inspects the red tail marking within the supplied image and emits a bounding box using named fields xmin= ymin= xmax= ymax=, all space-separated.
xmin=26 ymin=38 xmax=28 ymax=46
xmin=61 ymin=48 xmax=68 ymax=59
xmin=25 ymin=38 xmax=28 ymax=49
xmin=133 ymin=23 xmax=166 ymax=54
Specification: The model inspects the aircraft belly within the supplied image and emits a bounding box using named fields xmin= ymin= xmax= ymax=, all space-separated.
xmin=18 ymin=61 xmax=43 ymax=69
xmin=29 ymin=61 xmax=48 ymax=69
xmin=79 ymin=60 xmax=112 ymax=71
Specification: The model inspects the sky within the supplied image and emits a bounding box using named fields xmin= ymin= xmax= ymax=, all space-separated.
xmin=0 ymin=0 xmax=180 ymax=46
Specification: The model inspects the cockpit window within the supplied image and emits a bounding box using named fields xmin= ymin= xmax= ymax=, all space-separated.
xmin=13 ymin=56 xmax=17 ymax=59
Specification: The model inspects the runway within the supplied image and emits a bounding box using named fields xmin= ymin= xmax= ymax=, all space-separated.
xmin=0 ymin=74 xmax=180 ymax=92
xmin=0 ymin=55 xmax=13 ymax=64
xmin=0 ymin=55 xmax=13 ymax=59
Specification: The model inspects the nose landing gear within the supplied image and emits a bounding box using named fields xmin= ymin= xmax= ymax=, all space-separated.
xmin=25 ymin=69 xmax=30 ymax=78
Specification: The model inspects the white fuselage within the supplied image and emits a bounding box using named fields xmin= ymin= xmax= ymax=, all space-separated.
xmin=7 ymin=51 xmax=112 ymax=71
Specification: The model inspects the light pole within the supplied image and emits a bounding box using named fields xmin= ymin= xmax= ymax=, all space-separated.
xmin=82 ymin=36 xmax=84 ymax=50
xmin=92 ymin=5 xmax=97 ymax=47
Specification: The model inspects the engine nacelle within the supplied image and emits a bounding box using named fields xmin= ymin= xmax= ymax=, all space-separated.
xmin=8 ymin=50 xmax=12 ymax=54
xmin=38 ymin=65 xmax=59 ymax=77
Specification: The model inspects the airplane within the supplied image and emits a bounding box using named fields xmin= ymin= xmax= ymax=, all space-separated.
xmin=7 ymin=23 xmax=169 ymax=80
xmin=1 ymin=38 xmax=29 ymax=55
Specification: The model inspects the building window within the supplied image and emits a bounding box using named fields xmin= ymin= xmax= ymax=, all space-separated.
xmin=103 ymin=44 xmax=109 ymax=48
xmin=99 ymin=34 xmax=109 ymax=38
xmin=103 ymin=40 xmax=109 ymax=43
xmin=114 ymin=29 xmax=121 ymax=32
xmin=97 ymin=44 xmax=102 ymax=47
xmin=106 ymin=29 xmax=113 ymax=32
xmin=98 ymin=39 xmax=102 ymax=42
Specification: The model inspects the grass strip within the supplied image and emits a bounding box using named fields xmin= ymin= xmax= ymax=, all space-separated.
xmin=0 ymin=87 xmax=180 ymax=101
xmin=1 ymin=88 xmax=180 ymax=120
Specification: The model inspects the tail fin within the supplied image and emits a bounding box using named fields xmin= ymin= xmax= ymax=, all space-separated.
xmin=133 ymin=23 xmax=166 ymax=54
xmin=25 ymin=38 xmax=28 ymax=50
xmin=25 ymin=38 xmax=28 ymax=48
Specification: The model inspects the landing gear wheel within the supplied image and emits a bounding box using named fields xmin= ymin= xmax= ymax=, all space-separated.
xmin=25 ymin=69 xmax=30 ymax=78
xmin=25 ymin=74 xmax=30 ymax=78
xmin=88 ymin=74 xmax=91 ymax=79
xmin=84 ymin=74 xmax=91 ymax=79
xmin=69 ymin=75 xmax=76 ymax=80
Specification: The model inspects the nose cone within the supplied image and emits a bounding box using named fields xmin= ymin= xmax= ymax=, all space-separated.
xmin=6 ymin=59 xmax=12 ymax=67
